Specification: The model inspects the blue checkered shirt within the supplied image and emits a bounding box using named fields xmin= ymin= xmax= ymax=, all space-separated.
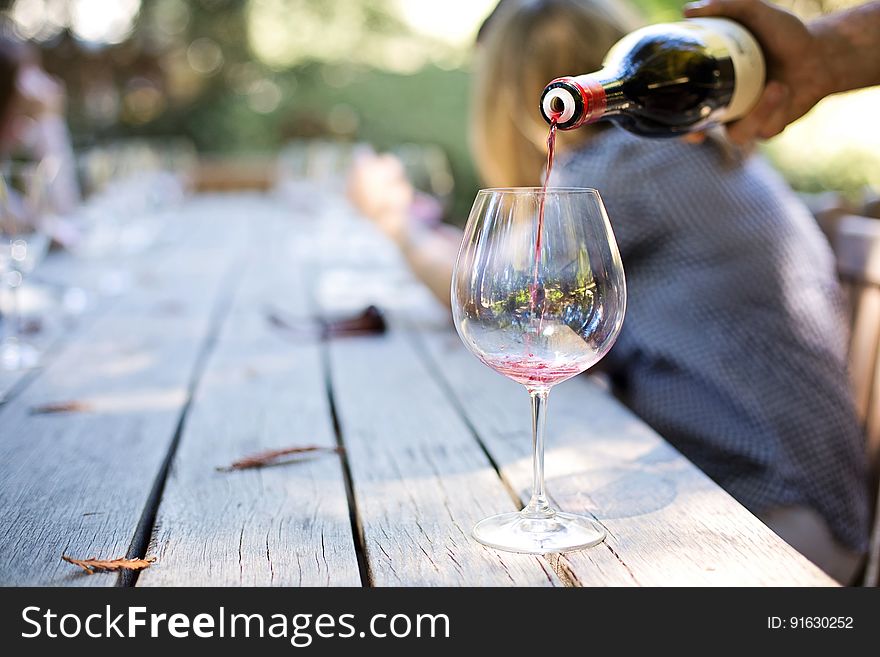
xmin=555 ymin=128 xmax=870 ymax=552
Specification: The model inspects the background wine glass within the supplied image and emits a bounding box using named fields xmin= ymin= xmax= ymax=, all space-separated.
xmin=452 ymin=187 xmax=626 ymax=554
xmin=0 ymin=162 xmax=52 ymax=370
xmin=71 ymin=140 xmax=189 ymax=297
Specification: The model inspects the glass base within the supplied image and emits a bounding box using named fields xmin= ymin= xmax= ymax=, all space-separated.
xmin=1 ymin=339 xmax=40 ymax=371
xmin=473 ymin=510 xmax=606 ymax=554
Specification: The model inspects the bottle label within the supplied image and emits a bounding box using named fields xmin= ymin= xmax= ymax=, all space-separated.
xmin=686 ymin=18 xmax=766 ymax=122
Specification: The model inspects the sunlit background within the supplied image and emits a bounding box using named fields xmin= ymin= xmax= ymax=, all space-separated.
xmin=3 ymin=0 xmax=878 ymax=219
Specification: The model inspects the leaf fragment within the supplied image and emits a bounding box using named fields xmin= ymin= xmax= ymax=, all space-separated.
xmin=62 ymin=555 xmax=156 ymax=574
xmin=31 ymin=401 xmax=93 ymax=415
xmin=217 ymin=445 xmax=343 ymax=472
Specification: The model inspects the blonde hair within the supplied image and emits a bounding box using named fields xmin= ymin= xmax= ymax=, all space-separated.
xmin=471 ymin=0 xmax=643 ymax=188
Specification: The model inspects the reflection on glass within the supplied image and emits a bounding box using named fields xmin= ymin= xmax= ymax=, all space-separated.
xmin=452 ymin=187 xmax=626 ymax=554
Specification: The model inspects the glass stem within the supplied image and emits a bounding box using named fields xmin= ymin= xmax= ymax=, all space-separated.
xmin=10 ymin=278 xmax=19 ymax=339
xmin=522 ymin=388 xmax=553 ymax=518
xmin=1 ymin=277 xmax=16 ymax=345
xmin=0 ymin=296 xmax=6 ymax=346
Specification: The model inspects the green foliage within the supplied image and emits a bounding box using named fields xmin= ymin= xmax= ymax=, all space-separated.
xmin=288 ymin=64 xmax=477 ymax=220
xmin=53 ymin=0 xmax=876 ymax=220
xmin=629 ymin=0 xmax=685 ymax=21
xmin=57 ymin=0 xmax=694 ymax=224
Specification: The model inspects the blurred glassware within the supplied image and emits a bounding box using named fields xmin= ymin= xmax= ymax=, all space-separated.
xmin=390 ymin=142 xmax=454 ymax=212
xmin=278 ymin=139 xmax=359 ymax=184
xmin=0 ymin=161 xmax=52 ymax=370
xmin=69 ymin=139 xmax=191 ymax=295
xmin=276 ymin=139 xmax=364 ymax=216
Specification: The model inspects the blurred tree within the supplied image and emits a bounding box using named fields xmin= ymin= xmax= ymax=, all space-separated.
xmin=0 ymin=0 xmax=876 ymax=218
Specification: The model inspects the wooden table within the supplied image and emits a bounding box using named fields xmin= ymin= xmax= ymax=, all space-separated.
xmin=0 ymin=193 xmax=835 ymax=586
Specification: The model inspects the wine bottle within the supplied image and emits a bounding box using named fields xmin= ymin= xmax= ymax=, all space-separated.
xmin=539 ymin=18 xmax=765 ymax=137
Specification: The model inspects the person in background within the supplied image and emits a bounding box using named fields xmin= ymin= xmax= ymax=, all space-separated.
xmin=347 ymin=151 xmax=464 ymax=304
xmin=683 ymin=0 xmax=880 ymax=144
xmin=349 ymin=0 xmax=641 ymax=302
xmin=348 ymin=0 xmax=870 ymax=583
xmin=0 ymin=35 xmax=79 ymax=220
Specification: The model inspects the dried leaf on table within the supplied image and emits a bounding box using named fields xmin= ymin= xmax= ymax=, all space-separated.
xmin=265 ymin=305 xmax=387 ymax=339
xmin=155 ymin=300 xmax=185 ymax=316
xmin=30 ymin=401 xmax=93 ymax=415
xmin=265 ymin=310 xmax=296 ymax=331
xmin=62 ymin=555 xmax=156 ymax=574
xmin=21 ymin=318 xmax=43 ymax=335
xmin=324 ymin=305 xmax=387 ymax=336
xmin=217 ymin=445 xmax=343 ymax=472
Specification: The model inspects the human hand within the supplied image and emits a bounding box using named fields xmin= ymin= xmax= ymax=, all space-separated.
xmin=346 ymin=152 xmax=415 ymax=243
xmin=683 ymin=0 xmax=832 ymax=145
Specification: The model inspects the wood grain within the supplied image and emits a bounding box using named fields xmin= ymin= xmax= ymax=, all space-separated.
xmin=328 ymin=329 xmax=560 ymax=586
xmin=0 ymin=192 xmax=846 ymax=586
xmin=306 ymin=208 xmax=559 ymax=586
xmin=0 ymin=197 xmax=245 ymax=585
xmin=140 ymin=211 xmax=361 ymax=586
xmin=832 ymin=214 xmax=880 ymax=586
xmin=847 ymin=283 xmax=880 ymax=433
xmin=417 ymin=330 xmax=836 ymax=586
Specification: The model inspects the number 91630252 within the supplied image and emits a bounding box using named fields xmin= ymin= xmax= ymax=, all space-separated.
xmin=767 ymin=617 xmax=854 ymax=629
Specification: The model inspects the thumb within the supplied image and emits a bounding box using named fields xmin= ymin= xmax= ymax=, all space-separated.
xmin=683 ymin=1 xmax=719 ymax=17
xmin=683 ymin=0 xmax=755 ymax=20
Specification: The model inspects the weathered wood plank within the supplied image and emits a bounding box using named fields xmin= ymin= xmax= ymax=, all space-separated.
xmin=327 ymin=329 xmax=560 ymax=586
xmin=0 ymin=197 xmax=246 ymax=586
xmin=140 ymin=212 xmax=361 ymax=586
xmin=417 ymin=330 xmax=836 ymax=586
xmin=305 ymin=207 xmax=559 ymax=585
xmin=2 ymin=190 xmax=841 ymax=587
xmin=847 ymin=282 xmax=880 ymax=429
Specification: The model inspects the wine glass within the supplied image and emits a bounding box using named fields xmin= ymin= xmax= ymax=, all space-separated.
xmin=0 ymin=164 xmax=52 ymax=370
xmin=452 ymin=187 xmax=626 ymax=554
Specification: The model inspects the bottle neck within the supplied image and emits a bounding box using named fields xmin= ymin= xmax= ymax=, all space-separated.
xmin=573 ymin=70 xmax=629 ymax=119
xmin=595 ymin=73 xmax=629 ymax=115
xmin=541 ymin=70 xmax=630 ymax=130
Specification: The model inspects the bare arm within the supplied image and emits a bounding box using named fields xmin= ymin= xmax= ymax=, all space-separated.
xmin=684 ymin=0 xmax=880 ymax=144
xmin=398 ymin=224 xmax=459 ymax=308
xmin=811 ymin=2 xmax=880 ymax=96
xmin=347 ymin=153 xmax=457 ymax=308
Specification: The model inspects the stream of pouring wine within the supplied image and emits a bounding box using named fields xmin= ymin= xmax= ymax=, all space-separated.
xmin=530 ymin=116 xmax=558 ymax=312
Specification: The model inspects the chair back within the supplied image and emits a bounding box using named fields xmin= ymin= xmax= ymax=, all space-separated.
xmin=826 ymin=214 xmax=880 ymax=586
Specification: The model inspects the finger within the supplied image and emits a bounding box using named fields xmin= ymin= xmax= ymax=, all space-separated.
xmin=725 ymin=81 xmax=787 ymax=145
xmin=378 ymin=153 xmax=406 ymax=177
xmin=756 ymin=101 xmax=793 ymax=140
xmin=683 ymin=0 xmax=757 ymax=21
xmin=683 ymin=0 xmax=719 ymax=17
